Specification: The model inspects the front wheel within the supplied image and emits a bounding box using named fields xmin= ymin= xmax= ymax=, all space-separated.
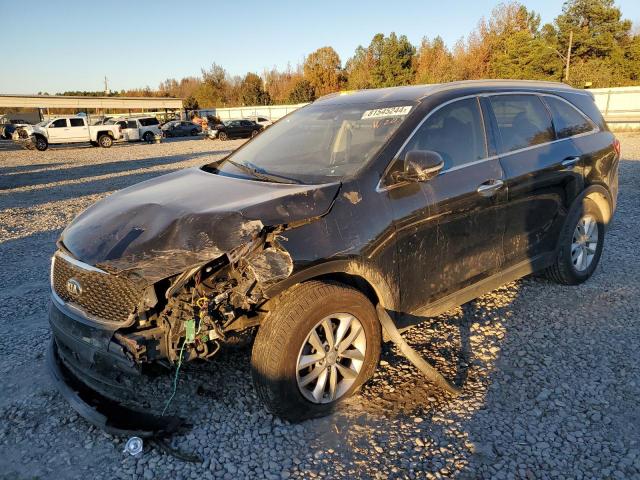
xmin=251 ymin=280 xmax=381 ymax=421
xmin=143 ymin=131 xmax=154 ymax=143
xmin=218 ymin=131 xmax=228 ymax=141
xmin=35 ymin=136 xmax=48 ymax=151
xmin=98 ymin=134 xmax=113 ymax=148
xmin=190 ymin=129 xmax=198 ymax=136
xmin=251 ymin=129 xmax=259 ymax=138
xmin=546 ymin=198 xmax=605 ymax=285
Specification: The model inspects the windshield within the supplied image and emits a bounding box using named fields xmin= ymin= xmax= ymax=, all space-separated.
xmin=210 ymin=101 xmax=414 ymax=183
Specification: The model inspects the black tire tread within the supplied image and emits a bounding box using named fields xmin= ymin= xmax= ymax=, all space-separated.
xmin=251 ymin=280 xmax=379 ymax=420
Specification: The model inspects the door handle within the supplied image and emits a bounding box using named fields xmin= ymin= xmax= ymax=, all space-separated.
xmin=561 ymin=156 xmax=580 ymax=167
xmin=477 ymin=179 xmax=504 ymax=197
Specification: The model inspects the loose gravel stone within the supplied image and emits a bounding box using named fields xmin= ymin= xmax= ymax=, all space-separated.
xmin=0 ymin=133 xmax=639 ymax=479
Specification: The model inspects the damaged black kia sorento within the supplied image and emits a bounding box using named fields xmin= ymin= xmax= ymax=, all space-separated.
xmin=48 ymin=80 xmax=619 ymax=433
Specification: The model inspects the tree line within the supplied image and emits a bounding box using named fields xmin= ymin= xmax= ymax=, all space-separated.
xmin=59 ymin=0 xmax=640 ymax=109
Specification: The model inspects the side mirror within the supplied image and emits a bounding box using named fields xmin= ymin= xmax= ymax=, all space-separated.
xmin=393 ymin=150 xmax=444 ymax=183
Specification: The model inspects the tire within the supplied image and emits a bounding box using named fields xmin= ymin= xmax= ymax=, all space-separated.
xmin=251 ymin=280 xmax=381 ymax=421
xmin=251 ymin=129 xmax=259 ymax=138
xmin=35 ymin=135 xmax=48 ymax=151
xmin=143 ymin=131 xmax=154 ymax=143
xmin=546 ymin=198 xmax=605 ymax=285
xmin=218 ymin=131 xmax=228 ymax=141
xmin=190 ymin=129 xmax=198 ymax=136
xmin=98 ymin=134 xmax=113 ymax=148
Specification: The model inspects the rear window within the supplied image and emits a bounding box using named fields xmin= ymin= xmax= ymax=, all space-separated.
xmin=139 ymin=118 xmax=159 ymax=126
xmin=69 ymin=118 xmax=84 ymax=127
xmin=544 ymin=96 xmax=594 ymax=139
xmin=489 ymin=95 xmax=554 ymax=153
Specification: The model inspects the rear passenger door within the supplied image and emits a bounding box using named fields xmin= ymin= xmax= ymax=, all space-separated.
xmin=390 ymin=97 xmax=507 ymax=313
xmin=486 ymin=93 xmax=585 ymax=268
xmin=68 ymin=118 xmax=89 ymax=141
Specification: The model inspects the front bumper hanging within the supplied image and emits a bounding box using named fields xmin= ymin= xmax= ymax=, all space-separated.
xmin=46 ymin=339 xmax=183 ymax=438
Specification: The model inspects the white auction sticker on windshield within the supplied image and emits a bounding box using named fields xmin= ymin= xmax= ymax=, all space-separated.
xmin=361 ymin=105 xmax=413 ymax=119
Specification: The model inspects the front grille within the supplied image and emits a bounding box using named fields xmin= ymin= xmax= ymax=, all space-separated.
xmin=51 ymin=252 xmax=140 ymax=325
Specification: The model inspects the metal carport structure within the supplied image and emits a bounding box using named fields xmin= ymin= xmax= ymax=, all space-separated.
xmin=0 ymin=94 xmax=184 ymax=120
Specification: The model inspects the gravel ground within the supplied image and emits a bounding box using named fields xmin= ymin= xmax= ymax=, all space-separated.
xmin=0 ymin=135 xmax=638 ymax=480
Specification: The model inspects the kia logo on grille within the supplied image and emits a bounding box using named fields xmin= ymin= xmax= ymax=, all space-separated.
xmin=66 ymin=278 xmax=83 ymax=297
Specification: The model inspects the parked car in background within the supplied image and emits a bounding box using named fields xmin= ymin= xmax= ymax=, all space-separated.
xmin=46 ymin=80 xmax=619 ymax=427
xmin=106 ymin=116 xmax=161 ymax=142
xmin=207 ymin=119 xmax=263 ymax=140
xmin=161 ymin=120 xmax=202 ymax=137
xmin=244 ymin=116 xmax=273 ymax=128
xmin=0 ymin=117 xmax=31 ymax=139
xmin=27 ymin=116 xmax=122 ymax=150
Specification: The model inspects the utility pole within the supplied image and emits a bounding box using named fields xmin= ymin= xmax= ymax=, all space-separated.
xmin=565 ymin=30 xmax=573 ymax=82
xmin=104 ymin=76 xmax=110 ymax=95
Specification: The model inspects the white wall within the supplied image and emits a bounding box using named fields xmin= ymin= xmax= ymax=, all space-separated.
xmin=195 ymin=103 xmax=309 ymax=121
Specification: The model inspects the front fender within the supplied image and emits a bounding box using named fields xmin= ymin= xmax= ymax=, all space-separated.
xmin=264 ymin=257 xmax=399 ymax=311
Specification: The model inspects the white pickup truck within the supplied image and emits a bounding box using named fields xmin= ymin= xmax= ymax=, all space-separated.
xmin=24 ymin=116 xmax=122 ymax=151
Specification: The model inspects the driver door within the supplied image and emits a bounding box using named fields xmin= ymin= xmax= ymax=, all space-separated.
xmin=387 ymin=96 xmax=507 ymax=314
xmin=47 ymin=118 xmax=69 ymax=142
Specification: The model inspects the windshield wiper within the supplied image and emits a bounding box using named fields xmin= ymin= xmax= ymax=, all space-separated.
xmin=225 ymin=159 xmax=301 ymax=184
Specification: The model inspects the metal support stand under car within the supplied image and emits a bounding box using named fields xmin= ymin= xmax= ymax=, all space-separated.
xmin=376 ymin=304 xmax=461 ymax=397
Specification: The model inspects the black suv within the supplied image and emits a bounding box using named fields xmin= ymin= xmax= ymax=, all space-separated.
xmin=48 ymin=80 xmax=619 ymax=432
xmin=208 ymin=119 xmax=263 ymax=140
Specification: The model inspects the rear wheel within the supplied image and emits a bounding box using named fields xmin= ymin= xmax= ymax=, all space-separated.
xmin=98 ymin=134 xmax=113 ymax=148
xmin=35 ymin=135 xmax=48 ymax=151
xmin=251 ymin=129 xmax=259 ymax=138
xmin=190 ymin=128 xmax=198 ymax=136
xmin=251 ymin=280 xmax=381 ymax=421
xmin=143 ymin=131 xmax=154 ymax=143
xmin=546 ymin=198 xmax=605 ymax=285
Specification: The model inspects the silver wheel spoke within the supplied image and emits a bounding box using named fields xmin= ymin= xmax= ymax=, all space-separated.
xmin=337 ymin=325 xmax=363 ymax=354
xmin=300 ymin=365 xmax=326 ymax=387
xmin=298 ymin=352 xmax=324 ymax=370
xmin=308 ymin=329 xmax=324 ymax=353
xmin=328 ymin=366 xmax=338 ymax=401
xmin=339 ymin=347 xmax=365 ymax=361
xmin=334 ymin=315 xmax=353 ymax=346
xmin=311 ymin=367 xmax=329 ymax=402
xmin=336 ymin=362 xmax=358 ymax=380
xmin=322 ymin=319 xmax=336 ymax=350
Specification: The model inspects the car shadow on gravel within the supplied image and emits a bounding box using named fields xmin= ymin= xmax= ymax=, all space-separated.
xmin=0 ymin=150 xmax=233 ymax=191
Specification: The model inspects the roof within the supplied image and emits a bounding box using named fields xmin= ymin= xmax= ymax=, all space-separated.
xmin=315 ymin=79 xmax=581 ymax=105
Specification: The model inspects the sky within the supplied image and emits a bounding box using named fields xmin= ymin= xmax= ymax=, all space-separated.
xmin=2 ymin=0 xmax=640 ymax=95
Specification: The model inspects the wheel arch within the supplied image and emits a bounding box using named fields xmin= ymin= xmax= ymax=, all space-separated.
xmin=264 ymin=259 xmax=399 ymax=312
xmin=580 ymin=183 xmax=613 ymax=226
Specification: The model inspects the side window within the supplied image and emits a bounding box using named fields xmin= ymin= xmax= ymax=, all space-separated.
xmin=139 ymin=118 xmax=159 ymax=126
xmin=69 ymin=118 xmax=85 ymax=127
xmin=50 ymin=119 xmax=68 ymax=128
xmin=544 ymin=96 xmax=594 ymax=139
xmin=127 ymin=120 xmax=138 ymax=129
xmin=402 ymin=97 xmax=487 ymax=170
xmin=489 ymin=95 xmax=554 ymax=153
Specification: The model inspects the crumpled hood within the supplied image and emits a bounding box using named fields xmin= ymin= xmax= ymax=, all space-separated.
xmin=61 ymin=167 xmax=340 ymax=283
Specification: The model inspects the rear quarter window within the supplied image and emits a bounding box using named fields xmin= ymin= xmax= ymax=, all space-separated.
xmin=543 ymin=96 xmax=595 ymax=139
xmin=489 ymin=95 xmax=554 ymax=153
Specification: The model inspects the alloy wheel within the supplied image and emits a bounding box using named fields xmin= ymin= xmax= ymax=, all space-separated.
xmin=296 ymin=313 xmax=366 ymax=404
xmin=571 ymin=214 xmax=599 ymax=272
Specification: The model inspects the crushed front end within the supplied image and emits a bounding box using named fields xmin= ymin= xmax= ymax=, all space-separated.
xmin=47 ymin=226 xmax=294 ymax=436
